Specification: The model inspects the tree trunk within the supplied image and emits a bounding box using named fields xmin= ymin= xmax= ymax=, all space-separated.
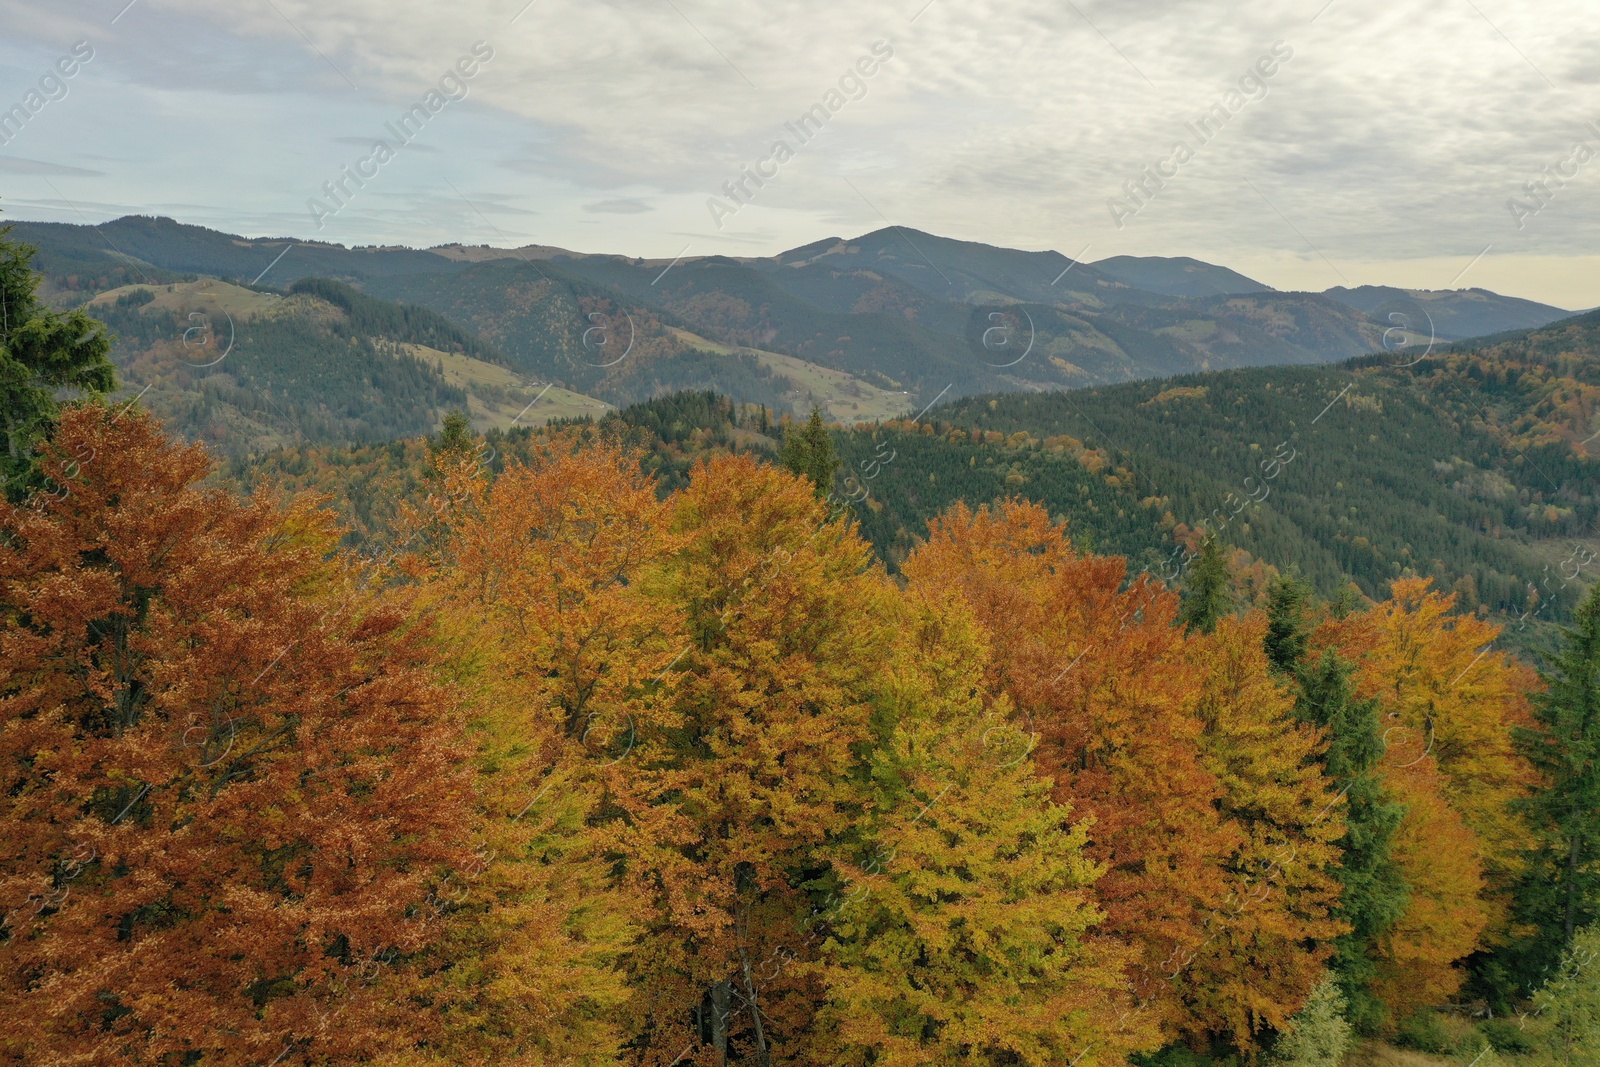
xmin=739 ymin=944 xmax=771 ymax=1067
xmin=710 ymin=980 xmax=730 ymax=1066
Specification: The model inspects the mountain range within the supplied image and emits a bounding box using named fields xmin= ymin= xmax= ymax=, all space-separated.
xmin=7 ymin=214 xmax=1582 ymax=454
xmin=12 ymin=211 xmax=1592 ymax=646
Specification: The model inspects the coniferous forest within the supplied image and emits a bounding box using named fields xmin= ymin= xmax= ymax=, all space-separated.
xmin=3 ymin=223 xmax=1599 ymax=1067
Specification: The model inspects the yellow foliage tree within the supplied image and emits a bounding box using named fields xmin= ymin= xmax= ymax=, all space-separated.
xmin=1371 ymin=753 xmax=1488 ymax=1020
xmin=411 ymin=433 xmax=685 ymax=1065
xmin=1180 ymin=613 xmax=1347 ymax=1047
xmin=807 ymin=584 xmax=1160 ymax=1066
xmin=1322 ymin=578 xmax=1535 ymax=949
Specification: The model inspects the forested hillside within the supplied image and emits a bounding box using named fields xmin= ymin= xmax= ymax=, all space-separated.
xmin=4 ymin=230 xmax=1600 ymax=1066
xmin=14 ymin=217 xmax=1577 ymax=430
xmin=836 ymin=314 xmax=1600 ymax=650
xmin=224 ymin=301 xmax=1600 ymax=656
xmin=86 ymin=278 xmax=471 ymax=456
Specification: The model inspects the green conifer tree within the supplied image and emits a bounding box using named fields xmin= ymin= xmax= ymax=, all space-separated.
xmin=1178 ymin=534 xmax=1233 ymax=634
xmin=779 ymin=406 xmax=839 ymax=499
xmin=432 ymin=408 xmax=474 ymax=458
xmin=1510 ymin=583 xmax=1600 ymax=988
xmin=1296 ymin=649 xmax=1410 ymax=1033
xmin=1264 ymin=574 xmax=1313 ymax=673
xmin=0 ymin=228 xmax=117 ymax=497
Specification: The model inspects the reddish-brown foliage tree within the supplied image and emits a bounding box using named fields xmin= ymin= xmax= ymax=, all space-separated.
xmin=0 ymin=407 xmax=473 ymax=1066
xmin=902 ymin=501 xmax=1239 ymax=1038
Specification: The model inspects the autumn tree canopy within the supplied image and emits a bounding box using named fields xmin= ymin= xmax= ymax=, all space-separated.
xmin=0 ymin=396 xmax=1574 ymax=1063
xmin=0 ymin=406 xmax=474 ymax=1065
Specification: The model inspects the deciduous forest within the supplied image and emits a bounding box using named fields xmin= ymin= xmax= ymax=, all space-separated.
xmin=2 ymin=236 xmax=1597 ymax=1067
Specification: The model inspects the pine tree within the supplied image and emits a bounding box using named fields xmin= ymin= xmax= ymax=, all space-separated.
xmin=1179 ymin=534 xmax=1233 ymax=634
xmin=779 ymin=406 xmax=839 ymax=498
xmin=430 ymin=408 xmax=474 ymax=460
xmin=0 ymin=229 xmax=117 ymax=497
xmin=1295 ymin=650 xmax=1410 ymax=1033
xmin=1510 ymin=583 xmax=1600 ymax=988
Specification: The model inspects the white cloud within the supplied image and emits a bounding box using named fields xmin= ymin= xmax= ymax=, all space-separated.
xmin=0 ymin=0 xmax=1594 ymax=305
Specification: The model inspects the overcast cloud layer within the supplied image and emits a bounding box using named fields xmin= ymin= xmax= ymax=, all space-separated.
xmin=1 ymin=0 xmax=1596 ymax=307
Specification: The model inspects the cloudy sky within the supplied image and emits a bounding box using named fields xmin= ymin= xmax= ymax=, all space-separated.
xmin=1 ymin=0 xmax=1596 ymax=307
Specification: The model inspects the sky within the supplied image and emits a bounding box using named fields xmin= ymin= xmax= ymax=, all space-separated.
xmin=0 ymin=0 xmax=1596 ymax=308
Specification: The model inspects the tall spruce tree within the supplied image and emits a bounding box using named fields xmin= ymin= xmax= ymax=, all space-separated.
xmin=0 ymin=228 xmax=117 ymax=497
xmin=1509 ymin=583 xmax=1600 ymax=988
xmin=1179 ymin=534 xmax=1233 ymax=634
xmin=1264 ymin=580 xmax=1409 ymax=1033
xmin=778 ymin=406 xmax=839 ymax=499
xmin=1264 ymin=575 xmax=1313 ymax=673
xmin=1294 ymin=650 xmax=1410 ymax=1033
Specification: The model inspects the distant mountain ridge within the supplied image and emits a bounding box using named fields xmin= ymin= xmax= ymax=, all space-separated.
xmin=1321 ymin=284 xmax=1572 ymax=341
xmin=1090 ymin=254 xmax=1276 ymax=297
xmin=6 ymin=215 xmax=1583 ymax=439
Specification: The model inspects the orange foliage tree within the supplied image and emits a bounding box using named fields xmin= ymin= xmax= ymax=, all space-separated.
xmin=0 ymin=407 xmax=473 ymax=1065
xmin=904 ymin=500 xmax=1305 ymax=1043
xmin=613 ymin=454 xmax=896 ymax=1065
xmin=1371 ymin=754 xmax=1488 ymax=1019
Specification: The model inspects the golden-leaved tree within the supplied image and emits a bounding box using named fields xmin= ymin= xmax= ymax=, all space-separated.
xmin=614 ymin=454 xmax=895 ymax=1066
xmin=1321 ymin=578 xmax=1534 ymax=1013
xmin=808 ymin=583 xmax=1160 ymax=1067
xmin=1328 ymin=579 xmax=1534 ymax=897
xmin=1180 ymin=613 xmax=1346 ymax=1047
xmin=903 ymin=501 xmax=1241 ymax=1040
xmin=406 ymin=432 xmax=686 ymax=1065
